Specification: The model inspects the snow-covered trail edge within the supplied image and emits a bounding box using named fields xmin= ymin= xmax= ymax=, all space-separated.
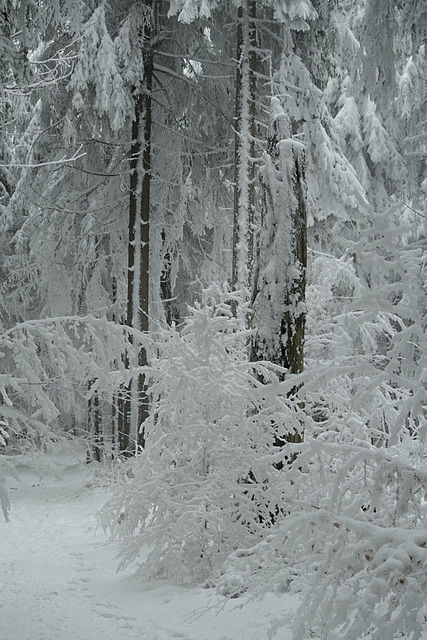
xmin=0 ymin=449 xmax=296 ymax=640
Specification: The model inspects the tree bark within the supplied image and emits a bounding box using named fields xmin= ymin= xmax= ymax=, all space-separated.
xmin=252 ymin=98 xmax=307 ymax=461
xmin=280 ymin=151 xmax=307 ymax=378
xmin=232 ymin=0 xmax=257 ymax=320
xmin=122 ymin=2 xmax=153 ymax=455
xmin=87 ymin=380 xmax=102 ymax=462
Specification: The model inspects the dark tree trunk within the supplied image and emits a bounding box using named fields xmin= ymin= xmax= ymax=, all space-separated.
xmin=87 ymin=380 xmax=102 ymax=463
xmin=122 ymin=2 xmax=154 ymax=455
xmin=160 ymin=231 xmax=174 ymax=326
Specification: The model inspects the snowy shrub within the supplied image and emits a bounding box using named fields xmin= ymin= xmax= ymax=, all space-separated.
xmin=0 ymin=315 xmax=147 ymax=447
xmin=0 ymin=316 xmax=152 ymax=496
xmin=0 ymin=315 xmax=150 ymax=513
xmin=214 ymin=395 xmax=427 ymax=638
xmin=217 ymin=346 xmax=427 ymax=637
xmin=281 ymin=438 xmax=427 ymax=640
xmin=216 ymin=233 xmax=427 ymax=637
xmin=101 ymin=286 xmax=304 ymax=584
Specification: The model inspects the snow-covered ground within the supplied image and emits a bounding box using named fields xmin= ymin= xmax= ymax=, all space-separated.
xmin=0 ymin=446 xmax=297 ymax=640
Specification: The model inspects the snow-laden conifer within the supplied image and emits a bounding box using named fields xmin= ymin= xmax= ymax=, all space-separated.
xmin=68 ymin=4 xmax=131 ymax=132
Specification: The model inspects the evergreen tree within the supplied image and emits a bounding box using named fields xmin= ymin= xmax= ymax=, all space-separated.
xmin=1 ymin=8 xmax=426 ymax=639
xmin=1 ymin=1 xmax=238 ymax=454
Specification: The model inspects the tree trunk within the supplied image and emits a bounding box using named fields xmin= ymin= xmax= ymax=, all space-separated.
xmin=87 ymin=380 xmax=102 ymax=463
xmin=232 ymin=0 xmax=257 ymax=321
xmin=160 ymin=230 xmax=174 ymax=325
xmin=122 ymin=3 xmax=153 ymax=455
xmin=252 ymin=97 xmax=307 ymax=460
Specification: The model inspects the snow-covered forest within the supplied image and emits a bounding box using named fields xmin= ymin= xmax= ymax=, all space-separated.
xmin=0 ymin=1 xmax=426 ymax=638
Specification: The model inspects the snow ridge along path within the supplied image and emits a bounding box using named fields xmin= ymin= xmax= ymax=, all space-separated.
xmin=0 ymin=449 xmax=295 ymax=640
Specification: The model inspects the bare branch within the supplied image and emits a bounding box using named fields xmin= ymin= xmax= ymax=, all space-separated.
xmin=0 ymin=147 xmax=86 ymax=169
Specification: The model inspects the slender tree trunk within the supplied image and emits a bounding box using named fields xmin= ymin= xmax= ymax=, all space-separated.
xmin=122 ymin=2 xmax=153 ymax=455
xmin=232 ymin=0 xmax=257 ymax=320
xmin=160 ymin=231 xmax=173 ymax=325
xmin=87 ymin=380 xmax=102 ymax=462
xmin=117 ymin=389 xmax=127 ymax=455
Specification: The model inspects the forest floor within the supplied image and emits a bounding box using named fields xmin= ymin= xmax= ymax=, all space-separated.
xmin=0 ymin=444 xmax=297 ymax=640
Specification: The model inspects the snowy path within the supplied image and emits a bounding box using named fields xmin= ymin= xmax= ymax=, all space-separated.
xmin=0 ymin=454 xmax=295 ymax=640
xmin=1 ymin=462 xmax=152 ymax=640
